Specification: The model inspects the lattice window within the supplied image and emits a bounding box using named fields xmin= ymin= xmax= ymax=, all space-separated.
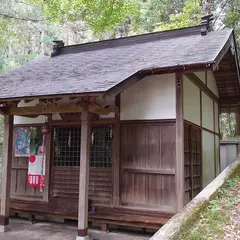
xmin=53 ymin=127 xmax=81 ymax=166
xmin=184 ymin=124 xmax=191 ymax=204
xmin=53 ymin=126 xmax=113 ymax=167
xmin=90 ymin=126 xmax=113 ymax=168
xmin=191 ymin=127 xmax=201 ymax=198
xmin=184 ymin=123 xmax=202 ymax=205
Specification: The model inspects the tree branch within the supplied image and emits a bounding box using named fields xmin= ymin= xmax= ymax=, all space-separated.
xmin=0 ymin=13 xmax=45 ymax=22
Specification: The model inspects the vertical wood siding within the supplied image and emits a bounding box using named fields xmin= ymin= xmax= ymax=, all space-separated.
xmin=120 ymin=121 xmax=176 ymax=213
xmin=51 ymin=166 xmax=113 ymax=206
xmin=11 ymin=129 xmax=43 ymax=200
xmin=11 ymin=157 xmax=43 ymax=199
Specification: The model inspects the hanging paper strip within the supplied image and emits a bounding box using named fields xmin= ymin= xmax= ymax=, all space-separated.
xmin=28 ymin=155 xmax=45 ymax=187
xmin=15 ymin=127 xmax=30 ymax=157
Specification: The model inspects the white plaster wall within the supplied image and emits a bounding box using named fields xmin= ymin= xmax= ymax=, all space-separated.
xmin=214 ymin=102 xmax=219 ymax=133
xmin=52 ymin=113 xmax=62 ymax=120
xmin=100 ymin=113 xmax=115 ymax=119
xmin=183 ymin=76 xmax=201 ymax=126
xmin=14 ymin=115 xmax=46 ymax=124
xmin=207 ymin=71 xmax=219 ymax=97
xmin=202 ymin=130 xmax=215 ymax=187
xmin=14 ymin=99 xmax=46 ymax=124
xmin=120 ymin=74 xmax=176 ymax=120
xmin=194 ymin=71 xmax=206 ymax=84
xmin=202 ymin=92 xmax=214 ymax=131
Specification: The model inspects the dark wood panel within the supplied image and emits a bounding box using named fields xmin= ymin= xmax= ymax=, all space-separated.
xmin=121 ymin=122 xmax=176 ymax=170
xmin=51 ymin=166 xmax=113 ymax=206
xmin=11 ymin=155 xmax=42 ymax=199
xmin=120 ymin=122 xmax=176 ymax=212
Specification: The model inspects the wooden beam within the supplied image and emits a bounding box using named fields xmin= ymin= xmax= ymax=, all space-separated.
xmin=219 ymin=97 xmax=240 ymax=105
xmin=77 ymin=109 xmax=91 ymax=239
xmin=0 ymin=115 xmax=13 ymax=232
xmin=215 ymin=71 xmax=237 ymax=77
xmin=184 ymin=72 xmax=219 ymax=102
xmin=5 ymin=103 xmax=119 ymax=116
xmin=175 ymin=73 xmax=184 ymax=211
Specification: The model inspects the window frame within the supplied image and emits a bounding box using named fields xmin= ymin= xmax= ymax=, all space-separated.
xmin=52 ymin=124 xmax=114 ymax=168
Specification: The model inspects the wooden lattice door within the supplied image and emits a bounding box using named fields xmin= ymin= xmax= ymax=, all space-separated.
xmin=184 ymin=123 xmax=202 ymax=205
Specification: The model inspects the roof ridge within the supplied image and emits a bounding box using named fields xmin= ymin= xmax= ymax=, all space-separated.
xmin=58 ymin=25 xmax=203 ymax=56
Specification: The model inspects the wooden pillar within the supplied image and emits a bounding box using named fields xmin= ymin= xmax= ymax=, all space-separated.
xmin=43 ymin=115 xmax=52 ymax=202
xmin=0 ymin=115 xmax=13 ymax=232
xmin=175 ymin=73 xmax=184 ymax=211
xmin=113 ymin=94 xmax=120 ymax=207
xmin=77 ymin=110 xmax=91 ymax=240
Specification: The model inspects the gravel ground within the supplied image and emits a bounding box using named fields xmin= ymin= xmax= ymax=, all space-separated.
xmin=0 ymin=218 xmax=152 ymax=240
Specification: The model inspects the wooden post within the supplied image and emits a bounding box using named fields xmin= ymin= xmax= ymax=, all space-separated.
xmin=43 ymin=115 xmax=52 ymax=202
xmin=113 ymin=94 xmax=120 ymax=207
xmin=0 ymin=115 xmax=13 ymax=232
xmin=175 ymin=73 xmax=184 ymax=211
xmin=77 ymin=110 xmax=91 ymax=240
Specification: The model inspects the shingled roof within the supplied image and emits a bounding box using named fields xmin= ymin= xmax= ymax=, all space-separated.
xmin=0 ymin=25 xmax=235 ymax=100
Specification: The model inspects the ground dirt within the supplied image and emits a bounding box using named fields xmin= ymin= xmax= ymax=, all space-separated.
xmin=0 ymin=218 xmax=152 ymax=240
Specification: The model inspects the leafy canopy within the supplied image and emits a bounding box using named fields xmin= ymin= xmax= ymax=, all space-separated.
xmin=26 ymin=0 xmax=140 ymax=35
xmin=156 ymin=0 xmax=203 ymax=30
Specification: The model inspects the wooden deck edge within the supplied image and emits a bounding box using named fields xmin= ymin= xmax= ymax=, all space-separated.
xmin=150 ymin=155 xmax=240 ymax=240
xmin=9 ymin=207 xmax=170 ymax=230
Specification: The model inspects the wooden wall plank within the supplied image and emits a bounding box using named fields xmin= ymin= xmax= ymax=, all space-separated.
xmin=51 ymin=166 xmax=113 ymax=206
xmin=120 ymin=121 xmax=176 ymax=213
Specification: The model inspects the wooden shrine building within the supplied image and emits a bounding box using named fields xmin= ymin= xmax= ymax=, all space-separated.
xmin=0 ymin=16 xmax=239 ymax=239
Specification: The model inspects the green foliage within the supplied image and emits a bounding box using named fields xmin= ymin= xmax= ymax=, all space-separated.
xmin=26 ymin=0 xmax=140 ymax=37
xmin=156 ymin=0 xmax=203 ymax=31
xmin=178 ymin=176 xmax=240 ymax=240
xmin=220 ymin=113 xmax=236 ymax=140
xmin=133 ymin=0 xmax=184 ymax=32
xmin=224 ymin=0 xmax=240 ymax=41
xmin=226 ymin=177 xmax=238 ymax=187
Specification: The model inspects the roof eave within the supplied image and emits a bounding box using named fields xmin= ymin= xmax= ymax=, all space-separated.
xmin=141 ymin=62 xmax=214 ymax=74
xmin=104 ymin=62 xmax=214 ymax=99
